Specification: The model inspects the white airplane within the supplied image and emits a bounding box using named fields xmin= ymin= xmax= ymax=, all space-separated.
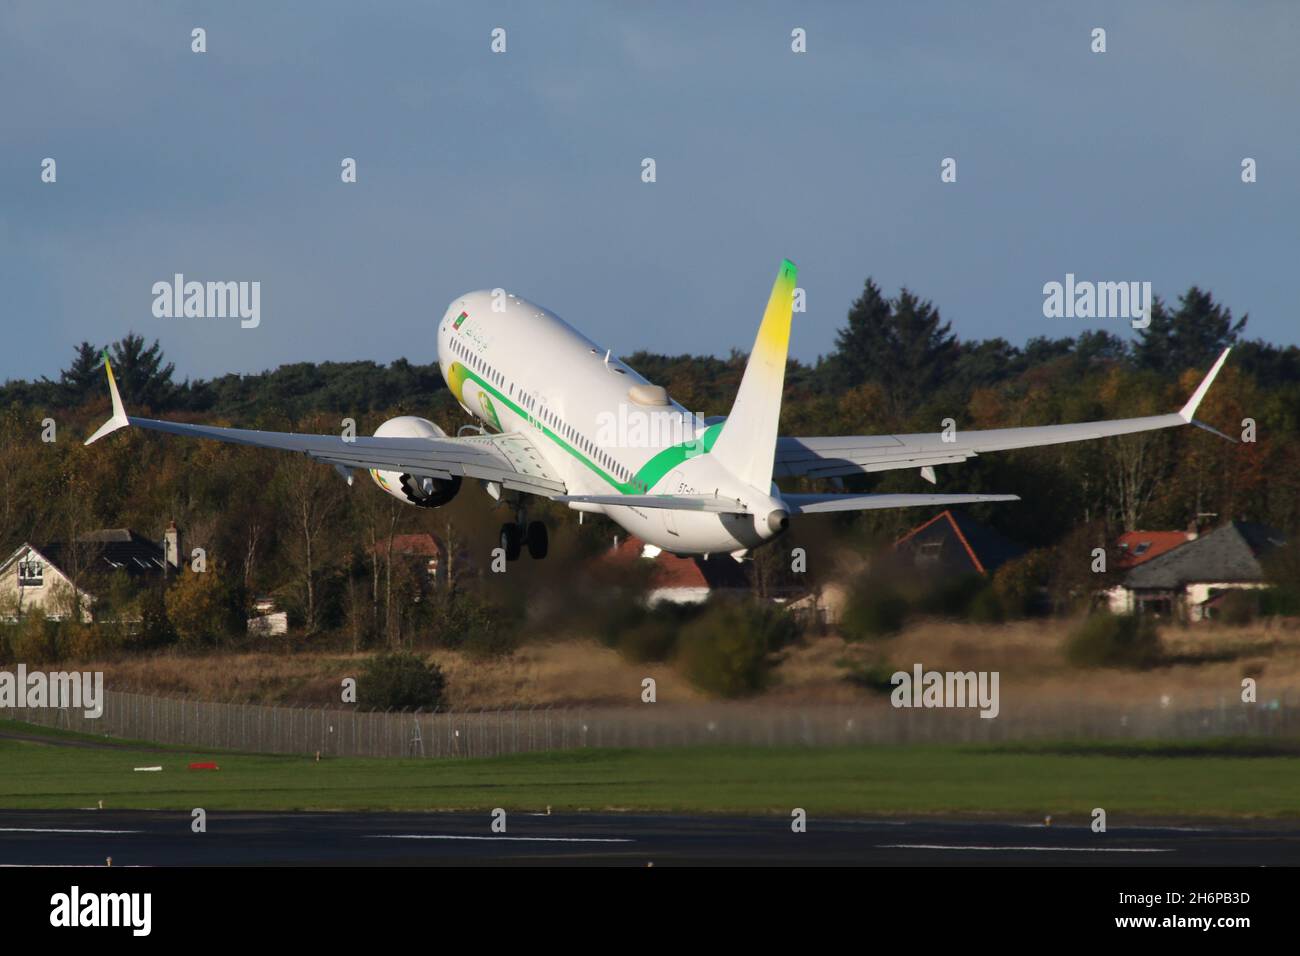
xmin=87 ymin=260 xmax=1231 ymax=561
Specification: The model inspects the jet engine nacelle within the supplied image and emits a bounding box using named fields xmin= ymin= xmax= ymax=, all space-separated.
xmin=368 ymin=416 xmax=462 ymax=508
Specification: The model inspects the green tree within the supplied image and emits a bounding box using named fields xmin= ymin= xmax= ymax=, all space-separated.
xmin=1135 ymin=287 xmax=1246 ymax=376
xmin=827 ymin=280 xmax=960 ymax=417
xmin=109 ymin=333 xmax=176 ymax=409
xmin=46 ymin=341 xmax=105 ymax=405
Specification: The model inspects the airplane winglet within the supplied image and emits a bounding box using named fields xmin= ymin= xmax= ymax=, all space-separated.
xmin=1178 ymin=347 xmax=1231 ymax=423
xmin=84 ymin=350 xmax=130 ymax=445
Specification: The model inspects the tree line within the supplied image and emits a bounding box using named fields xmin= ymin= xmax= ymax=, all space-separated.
xmin=0 ymin=277 xmax=1296 ymax=659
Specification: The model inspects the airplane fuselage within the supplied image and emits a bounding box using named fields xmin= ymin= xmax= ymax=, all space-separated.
xmin=435 ymin=292 xmax=782 ymax=556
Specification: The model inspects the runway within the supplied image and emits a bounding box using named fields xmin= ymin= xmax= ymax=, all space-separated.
xmin=0 ymin=810 xmax=1295 ymax=866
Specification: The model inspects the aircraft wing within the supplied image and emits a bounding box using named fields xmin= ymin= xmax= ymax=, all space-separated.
xmin=84 ymin=356 xmax=566 ymax=498
xmin=774 ymin=348 xmax=1232 ymax=480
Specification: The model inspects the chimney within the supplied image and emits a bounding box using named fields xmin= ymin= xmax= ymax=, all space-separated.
xmin=164 ymin=520 xmax=182 ymax=570
xmin=1185 ymin=518 xmax=1199 ymax=541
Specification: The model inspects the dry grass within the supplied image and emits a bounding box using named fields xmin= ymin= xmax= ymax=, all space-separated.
xmin=429 ymin=640 xmax=706 ymax=709
xmin=76 ymin=639 xmax=706 ymax=710
xmin=807 ymin=617 xmax=1300 ymax=709
xmin=64 ymin=616 xmax=1300 ymax=710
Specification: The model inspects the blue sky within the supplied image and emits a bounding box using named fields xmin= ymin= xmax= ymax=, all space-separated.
xmin=2 ymin=1 xmax=1296 ymax=383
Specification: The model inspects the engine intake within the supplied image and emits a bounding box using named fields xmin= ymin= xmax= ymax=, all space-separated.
xmin=398 ymin=472 xmax=461 ymax=508
xmin=368 ymin=416 xmax=462 ymax=509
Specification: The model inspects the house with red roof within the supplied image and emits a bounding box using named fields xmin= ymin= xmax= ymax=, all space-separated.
xmin=1113 ymin=529 xmax=1196 ymax=570
xmin=1106 ymin=522 xmax=1285 ymax=620
xmin=1102 ymin=527 xmax=1197 ymax=613
xmin=600 ymin=535 xmax=751 ymax=605
xmin=382 ymin=533 xmax=446 ymax=581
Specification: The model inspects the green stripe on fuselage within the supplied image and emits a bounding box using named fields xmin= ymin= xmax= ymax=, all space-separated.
xmin=452 ymin=363 xmax=722 ymax=494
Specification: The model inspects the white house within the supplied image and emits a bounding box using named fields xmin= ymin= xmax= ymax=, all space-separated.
xmin=0 ymin=527 xmax=176 ymax=623
xmin=1109 ymin=522 xmax=1285 ymax=621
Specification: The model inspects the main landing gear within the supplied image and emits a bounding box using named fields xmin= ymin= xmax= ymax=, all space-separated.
xmin=499 ymin=517 xmax=548 ymax=560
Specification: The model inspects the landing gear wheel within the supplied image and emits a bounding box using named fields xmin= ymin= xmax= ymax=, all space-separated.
xmin=526 ymin=521 xmax=549 ymax=559
xmin=499 ymin=522 xmax=522 ymax=561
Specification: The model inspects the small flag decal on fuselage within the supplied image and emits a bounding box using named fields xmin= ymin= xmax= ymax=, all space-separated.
xmin=453 ymin=311 xmax=469 ymax=330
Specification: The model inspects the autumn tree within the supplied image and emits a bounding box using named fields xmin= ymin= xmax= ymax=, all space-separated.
xmin=273 ymin=451 xmax=346 ymax=634
xmin=165 ymin=565 xmax=242 ymax=648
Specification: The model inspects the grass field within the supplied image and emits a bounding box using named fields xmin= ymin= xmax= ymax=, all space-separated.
xmin=3 ymin=721 xmax=1299 ymax=819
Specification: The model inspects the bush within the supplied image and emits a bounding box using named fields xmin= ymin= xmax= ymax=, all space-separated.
xmin=11 ymin=611 xmax=61 ymax=664
xmin=841 ymin=658 xmax=899 ymax=694
xmin=429 ymin=590 xmax=513 ymax=655
xmin=918 ymin=574 xmax=985 ymax=618
xmin=134 ymin=586 xmax=175 ymax=650
xmin=1260 ymin=586 xmax=1300 ymax=617
xmin=62 ymin=623 xmax=113 ymax=660
xmin=676 ymin=600 xmax=790 ymax=698
xmin=967 ymin=587 xmax=1005 ymax=624
xmin=840 ymin=583 xmax=908 ymax=640
xmin=992 ymin=550 xmax=1050 ymax=618
xmin=360 ymin=652 xmax=447 ymax=711
xmin=618 ymin=616 xmax=680 ymax=663
xmin=1065 ymin=612 xmax=1160 ymax=669
xmin=593 ymin=592 xmax=648 ymax=650
xmin=1214 ymin=590 xmax=1259 ymax=626
xmin=589 ymin=595 xmax=705 ymax=663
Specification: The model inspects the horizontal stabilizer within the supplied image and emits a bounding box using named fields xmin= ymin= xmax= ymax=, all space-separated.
xmin=556 ymin=494 xmax=748 ymax=514
xmin=783 ymin=492 xmax=1019 ymax=515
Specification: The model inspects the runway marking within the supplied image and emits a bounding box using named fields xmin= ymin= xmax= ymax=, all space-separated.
xmin=1010 ymin=823 xmax=1216 ymax=833
xmin=369 ymin=834 xmax=633 ymax=843
xmin=880 ymin=843 xmax=1171 ymax=853
xmin=0 ymin=827 xmax=139 ymax=835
